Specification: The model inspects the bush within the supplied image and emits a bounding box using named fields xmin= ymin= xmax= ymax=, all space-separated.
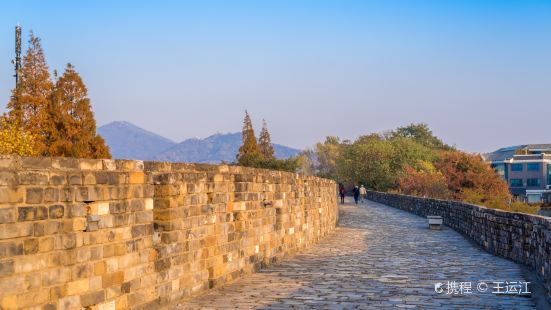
xmin=0 ymin=117 xmax=36 ymax=156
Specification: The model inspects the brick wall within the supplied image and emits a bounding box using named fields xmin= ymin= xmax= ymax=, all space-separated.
xmin=365 ymin=191 xmax=551 ymax=303
xmin=0 ymin=156 xmax=338 ymax=309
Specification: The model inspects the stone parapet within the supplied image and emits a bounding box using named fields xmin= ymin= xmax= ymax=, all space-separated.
xmin=365 ymin=190 xmax=551 ymax=303
xmin=0 ymin=156 xmax=338 ymax=309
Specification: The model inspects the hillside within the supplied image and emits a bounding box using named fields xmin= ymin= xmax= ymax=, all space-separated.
xmin=154 ymin=132 xmax=300 ymax=163
xmin=98 ymin=121 xmax=301 ymax=163
xmin=97 ymin=121 xmax=177 ymax=160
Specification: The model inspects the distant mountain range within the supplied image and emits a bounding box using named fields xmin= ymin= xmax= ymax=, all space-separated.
xmin=97 ymin=121 xmax=176 ymax=160
xmin=97 ymin=121 xmax=301 ymax=163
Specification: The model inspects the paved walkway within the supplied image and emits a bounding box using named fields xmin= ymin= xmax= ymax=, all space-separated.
xmin=171 ymin=200 xmax=538 ymax=309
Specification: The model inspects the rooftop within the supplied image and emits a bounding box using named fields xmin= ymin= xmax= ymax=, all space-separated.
xmin=483 ymin=144 xmax=551 ymax=162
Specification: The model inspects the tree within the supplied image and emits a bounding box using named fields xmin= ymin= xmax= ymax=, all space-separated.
xmin=312 ymin=136 xmax=343 ymax=179
xmin=236 ymin=110 xmax=262 ymax=165
xmin=339 ymin=135 xmax=395 ymax=191
xmin=434 ymin=151 xmax=511 ymax=205
xmin=398 ymin=161 xmax=450 ymax=199
xmin=45 ymin=63 xmax=110 ymax=158
xmin=258 ymin=119 xmax=275 ymax=159
xmin=6 ymin=32 xmax=53 ymax=154
xmin=337 ymin=134 xmax=438 ymax=191
xmin=391 ymin=123 xmax=452 ymax=150
xmin=0 ymin=116 xmax=36 ymax=156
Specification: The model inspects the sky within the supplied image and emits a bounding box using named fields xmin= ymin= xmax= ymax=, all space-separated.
xmin=1 ymin=1 xmax=550 ymax=152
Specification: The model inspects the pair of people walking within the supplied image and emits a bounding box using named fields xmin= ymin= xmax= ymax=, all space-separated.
xmin=339 ymin=184 xmax=367 ymax=204
xmin=352 ymin=184 xmax=367 ymax=204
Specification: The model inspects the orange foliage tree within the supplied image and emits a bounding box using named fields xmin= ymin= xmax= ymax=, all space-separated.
xmin=6 ymin=32 xmax=53 ymax=155
xmin=399 ymin=151 xmax=513 ymax=210
xmin=4 ymin=32 xmax=110 ymax=159
xmin=45 ymin=63 xmax=110 ymax=158
xmin=398 ymin=161 xmax=449 ymax=199
xmin=434 ymin=151 xmax=511 ymax=206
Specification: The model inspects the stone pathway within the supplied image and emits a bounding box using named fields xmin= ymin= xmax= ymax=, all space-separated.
xmin=170 ymin=200 xmax=538 ymax=309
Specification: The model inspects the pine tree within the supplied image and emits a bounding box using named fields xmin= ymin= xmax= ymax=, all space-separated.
xmin=46 ymin=63 xmax=111 ymax=158
xmin=6 ymin=32 xmax=53 ymax=154
xmin=258 ymin=119 xmax=275 ymax=159
xmin=236 ymin=110 xmax=261 ymax=165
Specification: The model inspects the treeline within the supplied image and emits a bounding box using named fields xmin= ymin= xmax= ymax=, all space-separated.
xmin=1 ymin=31 xmax=109 ymax=158
xmin=301 ymin=123 xmax=537 ymax=214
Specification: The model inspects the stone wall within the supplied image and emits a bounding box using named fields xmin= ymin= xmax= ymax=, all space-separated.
xmin=0 ymin=156 xmax=338 ymax=309
xmin=365 ymin=191 xmax=551 ymax=302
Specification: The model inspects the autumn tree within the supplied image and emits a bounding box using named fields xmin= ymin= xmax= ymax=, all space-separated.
xmin=258 ymin=119 xmax=275 ymax=159
xmin=398 ymin=161 xmax=450 ymax=199
xmin=434 ymin=151 xmax=511 ymax=205
xmin=6 ymin=32 xmax=53 ymax=154
xmin=236 ymin=110 xmax=261 ymax=166
xmin=235 ymin=112 xmax=299 ymax=172
xmin=45 ymin=63 xmax=110 ymax=158
xmin=0 ymin=116 xmax=36 ymax=156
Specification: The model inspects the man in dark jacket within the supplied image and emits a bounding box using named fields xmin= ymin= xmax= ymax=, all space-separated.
xmin=352 ymin=185 xmax=360 ymax=204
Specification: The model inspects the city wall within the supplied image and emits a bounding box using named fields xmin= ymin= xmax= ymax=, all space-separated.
xmin=0 ymin=156 xmax=338 ymax=309
xmin=366 ymin=190 xmax=551 ymax=303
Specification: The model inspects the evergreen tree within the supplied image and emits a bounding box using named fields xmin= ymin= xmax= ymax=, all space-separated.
xmin=236 ymin=110 xmax=261 ymax=165
xmin=46 ymin=63 xmax=111 ymax=158
xmin=258 ymin=119 xmax=275 ymax=159
xmin=6 ymin=32 xmax=53 ymax=154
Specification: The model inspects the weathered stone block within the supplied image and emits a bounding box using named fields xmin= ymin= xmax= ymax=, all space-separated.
xmin=25 ymin=188 xmax=44 ymax=204
xmin=23 ymin=238 xmax=38 ymax=254
xmin=52 ymin=157 xmax=79 ymax=170
xmin=81 ymin=290 xmax=106 ymax=307
xmin=0 ymin=187 xmax=24 ymax=204
xmin=57 ymin=295 xmax=80 ymax=310
xmin=16 ymin=287 xmax=49 ymax=307
xmin=144 ymin=198 xmax=153 ymax=210
xmin=21 ymin=157 xmax=51 ymax=169
xmin=68 ymin=174 xmax=82 ymax=185
xmin=0 ymin=259 xmax=14 ymax=276
xmin=66 ymin=278 xmax=90 ymax=295
xmin=0 ymin=294 xmax=17 ymax=309
xmin=129 ymin=172 xmax=145 ymax=184
xmin=102 ymin=271 xmax=124 ymax=288
xmin=0 ymin=172 xmax=17 ymax=187
xmin=49 ymin=204 xmax=65 ymax=219
xmin=79 ymin=160 xmax=103 ymax=171
xmin=38 ymin=236 xmax=54 ymax=252
xmin=18 ymin=206 xmax=47 ymax=221
xmin=0 ymin=207 xmax=16 ymax=224
xmin=98 ymin=300 xmax=116 ymax=310
xmin=89 ymin=202 xmax=110 ymax=215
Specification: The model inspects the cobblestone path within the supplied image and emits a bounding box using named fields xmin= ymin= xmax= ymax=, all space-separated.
xmin=171 ymin=200 xmax=538 ymax=309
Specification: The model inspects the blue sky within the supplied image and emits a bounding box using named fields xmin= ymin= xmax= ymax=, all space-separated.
xmin=1 ymin=1 xmax=550 ymax=152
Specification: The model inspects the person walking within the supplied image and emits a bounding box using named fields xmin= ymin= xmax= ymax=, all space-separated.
xmin=352 ymin=185 xmax=360 ymax=204
xmin=338 ymin=184 xmax=346 ymax=204
xmin=359 ymin=184 xmax=367 ymax=203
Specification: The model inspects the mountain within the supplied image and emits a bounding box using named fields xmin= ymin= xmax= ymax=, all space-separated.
xmin=98 ymin=121 xmax=301 ymax=163
xmin=98 ymin=121 xmax=177 ymax=160
xmin=154 ymin=132 xmax=301 ymax=164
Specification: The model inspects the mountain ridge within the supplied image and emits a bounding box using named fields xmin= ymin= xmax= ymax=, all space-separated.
xmin=97 ymin=121 xmax=177 ymax=160
xmin=98 ymin=121 xmax=301 ymax=163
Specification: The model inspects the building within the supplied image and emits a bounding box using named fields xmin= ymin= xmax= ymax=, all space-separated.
xmin=484 ymin=144 xmax=551 ymax=204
